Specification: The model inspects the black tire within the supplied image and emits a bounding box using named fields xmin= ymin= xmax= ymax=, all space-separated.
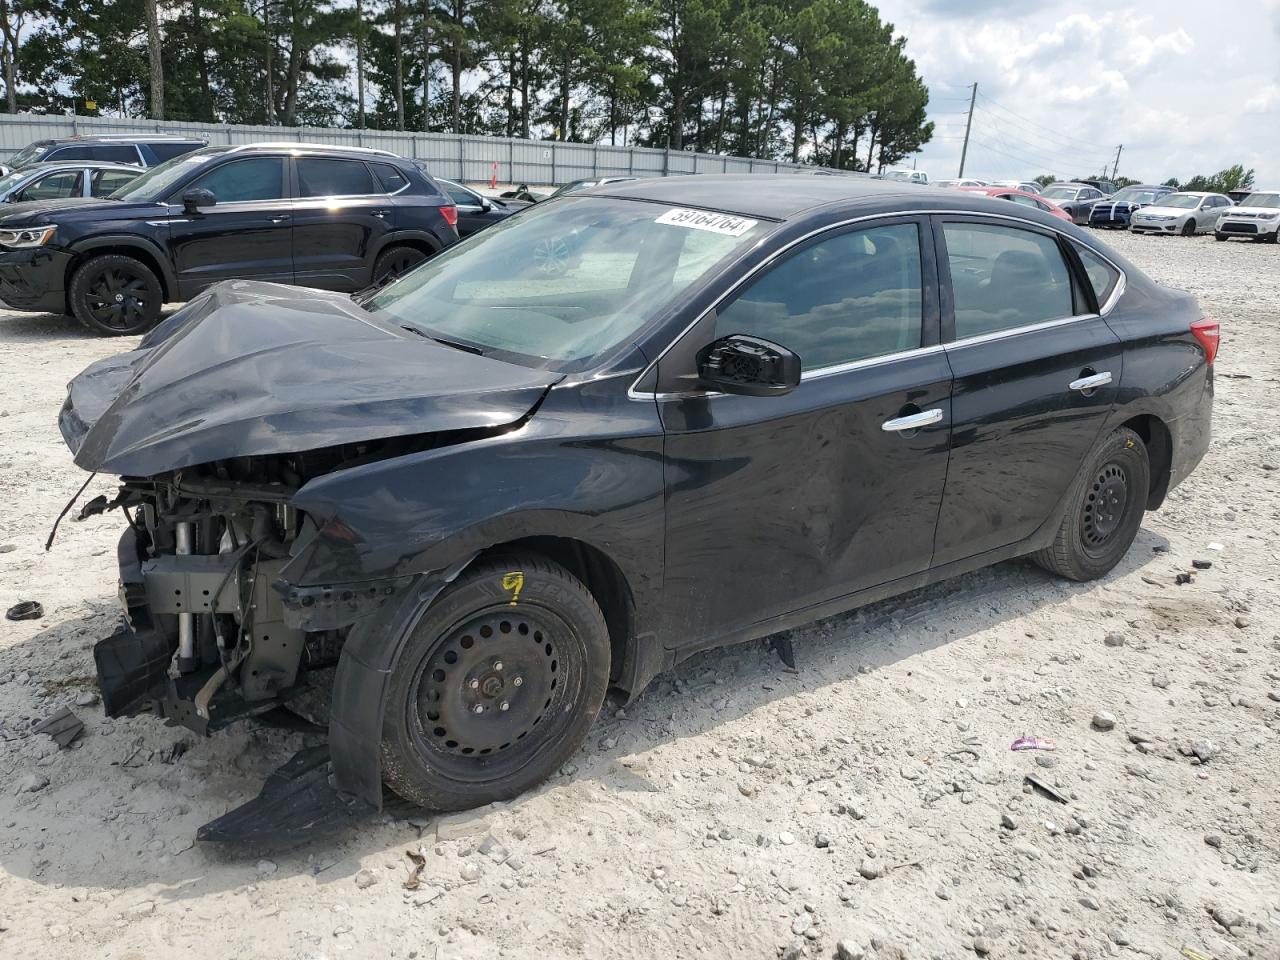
xmin=1181 ymin=218 xmax=1196 ymax=237
xmin=68 ymin=254 xmax=163 ymax=335
xmin=1033 ymin=427 xmax=1150 ymax=582
xmin=1215 ymin=232 xmax=1228 ymax=242
xmin=372 ymin=245 xmax=429 ymax=286
xmin=1270 ymin=229 xmax=1280 ymax=245
xmin=381 ymin=556 xmax=610 ymax=810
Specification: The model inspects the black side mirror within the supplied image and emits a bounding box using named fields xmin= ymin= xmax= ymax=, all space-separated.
xmin=697 ymin=334 xmax=801 ymax=398
xmin=182 ymin=188 xmax=216 ymax=215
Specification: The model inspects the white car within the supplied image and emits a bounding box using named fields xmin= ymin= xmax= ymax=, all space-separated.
xmin=883 ymin=168 xmax=930 ymax=185
xmin=1215 ymin=189 xmax=1280 ymax=242
xmin=989 ymin=179 xmax=1043 ymax=195
xmin=934 ymin=178 xmax=988 ymax=189
xmin=1129 ymin=192 xmax=1234 ymax=236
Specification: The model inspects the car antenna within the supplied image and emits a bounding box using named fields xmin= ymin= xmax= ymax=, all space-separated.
xmin=45 ymin=472 xmax=96 ymax=551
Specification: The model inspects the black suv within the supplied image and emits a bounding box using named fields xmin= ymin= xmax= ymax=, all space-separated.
xmin=1 ymin=135 xmax=207 ymax=172
xmin=0 ymin=143 xmax=460 ymax=335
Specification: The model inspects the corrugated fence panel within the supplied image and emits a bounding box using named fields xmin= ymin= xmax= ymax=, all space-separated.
xmin=0 ymin=114 xmax=839 ymax=184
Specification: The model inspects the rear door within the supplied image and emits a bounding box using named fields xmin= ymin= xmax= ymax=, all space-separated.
xmin=166 ymin=155 xmax=294 ymax=298
xmin=291 ymin=156 xmax=394 ymax=290
xmin=659 ymin=217 xmax=953 ymax=649
xmin=931 ymin=216 xmax=1123 ymax=566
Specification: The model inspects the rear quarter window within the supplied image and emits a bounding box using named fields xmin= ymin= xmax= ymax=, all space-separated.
xmin=370 ymin=162 xmax=410 ymax=194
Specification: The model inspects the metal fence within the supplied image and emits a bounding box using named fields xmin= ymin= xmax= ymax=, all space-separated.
xmin=0 ymin=114 xmax=830 ymax=185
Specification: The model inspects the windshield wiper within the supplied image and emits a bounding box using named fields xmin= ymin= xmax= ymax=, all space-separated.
xmin=399 ymin=325 xmax=484 ymax=355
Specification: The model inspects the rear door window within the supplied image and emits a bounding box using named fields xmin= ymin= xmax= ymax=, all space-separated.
xmin=297 ymin=157 xmax=376 ymax=197
xmin=187 ymin=157 xmax=286 ymax=203
xmin=92 ymin=144 xmax=142 ymax=164
xmin=714 ymin=222 xmax=924 ymax=370
xmin=942 ymin=222 xmax=1074 ymax=340
xmin=147 ymin=142 xmax=202 ymax=162
xmin=92 ymin=168 xmax=140 ymax=196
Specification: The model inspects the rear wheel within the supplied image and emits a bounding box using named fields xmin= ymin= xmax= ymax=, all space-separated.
xmin=1033 ymin=427 xmax=1150 ymax=582
xmin=1215 ymin=232 xmax=1228 ymax=242
xmin=380 ymin=556 xmax=610 ymax=810
xmin=68 ymin=254 xmax=163 ymax=336
xmin=372 ymin=245 xmax=429 ymax=286
xmin=1181 ymin=218 xmax=1196 ymax=236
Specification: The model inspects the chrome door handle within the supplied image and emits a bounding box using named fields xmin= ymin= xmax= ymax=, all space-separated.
xmin=266 ymin=215 xmax=290 ymax=224
xmin=1069 ymin=372 xmax=1112 ymax=392
xmin=881 ymin=408 xmax=944 ymax=432
xmin=372 ymin=209 xmax=391 ymax=219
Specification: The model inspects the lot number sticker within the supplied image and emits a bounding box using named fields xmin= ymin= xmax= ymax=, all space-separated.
xmin=655 ymin=208 xmax=758 ymax=236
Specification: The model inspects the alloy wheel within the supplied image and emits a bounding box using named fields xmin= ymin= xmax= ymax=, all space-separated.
xmin=82 ymin=266 xmax=152 ymax=332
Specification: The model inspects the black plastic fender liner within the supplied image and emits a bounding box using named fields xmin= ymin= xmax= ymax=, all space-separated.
xmin=327 ymin=555 xmax=477 ymax=809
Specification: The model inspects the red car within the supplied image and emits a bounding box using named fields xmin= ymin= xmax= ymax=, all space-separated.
xmin=958 ymin=185 xmax=1073 ymax=222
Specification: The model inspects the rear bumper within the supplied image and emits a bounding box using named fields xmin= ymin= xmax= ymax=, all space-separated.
xmin=0 ymin=247 xmax=70 ymax=312
xmin=1169 ymin=367 xmax=1213 ymax=493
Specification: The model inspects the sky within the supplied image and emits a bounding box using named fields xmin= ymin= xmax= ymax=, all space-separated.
xmin=875 ymin=0 xmax=1280 ymax=185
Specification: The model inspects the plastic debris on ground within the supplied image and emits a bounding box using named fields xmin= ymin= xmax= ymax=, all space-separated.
xmin=33 ymin=706 xmax=85 ymax=748
xmin=1010 ymin=736 xmax=1057 ymax=752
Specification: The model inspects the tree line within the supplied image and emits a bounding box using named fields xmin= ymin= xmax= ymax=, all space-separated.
xmin=0 ymin=0 xmax=934 ymax=171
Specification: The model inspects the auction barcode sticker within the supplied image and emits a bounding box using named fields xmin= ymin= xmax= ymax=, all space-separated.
xmin=655 ymin=208 xmax=758 ymax=237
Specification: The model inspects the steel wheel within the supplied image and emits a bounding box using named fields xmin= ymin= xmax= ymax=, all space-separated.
xmin=69 ymin=254 xmax=163 ymax=336
xmin=407 ymin=607 xmax=574 ymax=780
xmin=380 ymin=556 xmax=610 ymax=810
xmin=1081 ymin=462 xmax=1129 ymax=552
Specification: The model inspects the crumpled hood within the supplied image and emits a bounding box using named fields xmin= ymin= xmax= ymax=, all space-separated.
xmin=60 ymin=280 xmax=558 ymax=477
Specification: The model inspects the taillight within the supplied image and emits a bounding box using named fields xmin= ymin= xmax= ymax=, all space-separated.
xmin=440 ymin=204 xmax=458 ymax=227
xmin=1190 ymin=316 xmax=1219 ymax=365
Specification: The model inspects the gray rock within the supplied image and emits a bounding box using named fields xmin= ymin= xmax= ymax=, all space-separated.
xmin=973 ymin=936 xmax=993 ymax=955
xmin=0 ymin=544 xmax=15 ymax=554
xmin=779 ymin=942 xmax=806 ymax=960
xmin=255 ymin=859 xmax=277 ymax=875
xmin=814 ymin=833 xmax=832 ymax=849
xmin=1234 ymin=616 xmax=1249 ymax=629
xmin=791 ymin=913 xmax=813 ymax=936
xmin=16 ymin=773 xmax=48 ymax=793
xmin=1091 ymin=711 xmax=1116 ymax=731
xmin=900 ymin=761 xmax=927 ymax=781
xmin=1000 ymin=813 xmax=1018 ymax=831
xmin=459 ymin=861 xmax=482 ymax=881
xmin=858 ymin=858 xmax=884 ymax=880
xmin=1034 ymin=754 xmax=1057 ymax=768
xmin=835 ymin=942 xmax=865 ymax=960
xmin=778 ymin=831 xmax=796 ymax=846
xmin=1108 ymin=929 xmax=1130 ymax=946
xmin=1190 ymin=738 xmax=1219 ymax=763
xmin=74 ymin=690 xmax=100 ymax=707
xmin=1204 ymin=834 xmax=1223 ymax=849
xmin=935 ymin=885 xmax=952 ymax=901
xmin=1080 ymin=896 xmax=1101 ymax=911
xmin=1152 ymin=674 xmax=1171 ymax=689
xmin=1103 ymin=631 xmax=1126 ymax=648
xmin=353 ymin=869 xmax=379 ymax=889
xmin=1267 ymin=690 xmax=1280 ymax=703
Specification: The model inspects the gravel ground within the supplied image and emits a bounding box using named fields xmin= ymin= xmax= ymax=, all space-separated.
xmin=0 ymin=231 xmax=1278 ymax=960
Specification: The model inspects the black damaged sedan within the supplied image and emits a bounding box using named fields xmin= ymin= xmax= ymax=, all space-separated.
xmin=59 ymin=175 xmax=1215 ymax=837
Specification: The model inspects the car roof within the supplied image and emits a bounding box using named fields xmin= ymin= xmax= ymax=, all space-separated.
xmin=42 ymin=134 xmax=207 ymax=144
xmin=18 ymin=160 xmax=143 ymax=173
xmin=595 ymin=173 xmax=957 ymax=220
xmin=224 ymin=141 xmax=401 ymax=159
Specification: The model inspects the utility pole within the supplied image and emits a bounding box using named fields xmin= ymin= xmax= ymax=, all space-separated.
xmin=1111 ymin=144 xmax=1123 ymax=180
xmin=958 ymin=81 xmax=977 ymax=178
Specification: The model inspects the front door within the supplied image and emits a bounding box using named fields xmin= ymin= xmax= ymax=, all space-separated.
xmin=290 ymin=156 xmax=394 ymax=290
xmin=931 ymin=216 xmax=1123 ymax=566
xmin=658 ymin=217 xmax=953 ymax=651
xmin=167 ymin=155 xmax=293 ymax=298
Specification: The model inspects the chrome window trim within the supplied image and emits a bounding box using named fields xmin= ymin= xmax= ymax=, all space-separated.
xmin=627 ymin=208 xmax=1128 ymax=401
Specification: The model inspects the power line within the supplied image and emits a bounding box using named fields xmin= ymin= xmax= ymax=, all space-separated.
xmin=971 ymin=105 xmax=1108 ymax=166
xmin=974 ymin=92 xmax=1104 ymax=156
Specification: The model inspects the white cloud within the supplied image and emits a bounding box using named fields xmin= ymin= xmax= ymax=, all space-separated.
xmin=877 ymin=1 xmax=1275 ymax=183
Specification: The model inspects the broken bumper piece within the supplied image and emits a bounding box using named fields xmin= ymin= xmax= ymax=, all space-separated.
xmin=198 ymin=746 xmax=375 ymax=843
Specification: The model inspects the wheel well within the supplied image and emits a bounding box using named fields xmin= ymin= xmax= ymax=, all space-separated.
xmin=66 ymin=245 xmax=171 ymax=304
xmin=475 ymin=536 xmax=633 ymax=686
xmin=379 ymin=238 xmax=437 ymax=260
xmin=1121 ymin=414 xmax=1172 ymax=509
